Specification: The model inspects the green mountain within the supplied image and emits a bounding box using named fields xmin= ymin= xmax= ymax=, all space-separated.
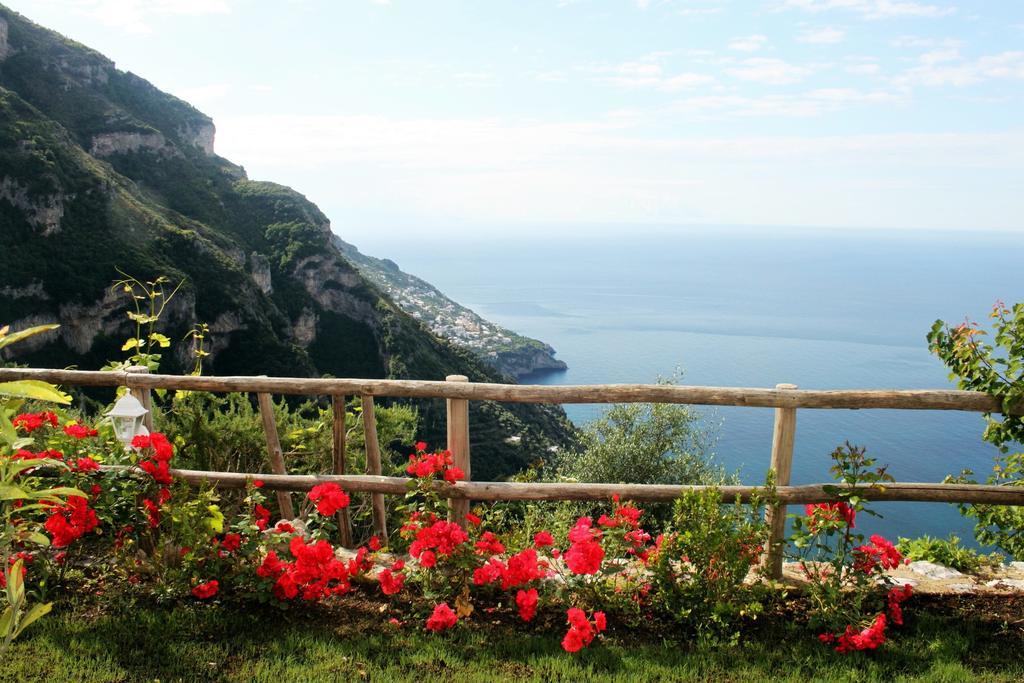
xmin=0 ymin=6 xmax=575 ymax=479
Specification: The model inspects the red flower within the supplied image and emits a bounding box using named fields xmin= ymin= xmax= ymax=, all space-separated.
xmin=131 ymin=432 xmax=174 ymax=461
xmin=408 ymin=519 xmax=469 ymax=566
xmin=254 ymin=504 xmax=271 ymax=530
xmin=275 ymin=521 xmax=296 ymax=534
xmin=72 ymin=457 xmax=100 ymax=473
xmin=425 ymin=603 xmax=458 ymax=632
xmin=308 ymin=483 xmax=350 ymax=516
xmin=561 ymin=608 xmax=604 ymax=652
xmin=13 ymin=412 xmax=59 ymax=433
xmin=465 ymin=512 xmax=481 ymax=526
xmin=44 ymin=496 xmax=99 ymax=547
xmin=474 ymin=531 xmax=505 ymax=556
xmin=253 ymin=480 xmax=264 ymax=488
xmin=805 ymin=502 xmax=856 ymax=530
xmin=534 ymin=531 xmax=555 ymax=548
xmin=191 ymin=580 xmax=219 ymax=599
xmin=565 ymin=540 xmax=604 ymax=575
xmin=502 ymin=548 xmax=546 ymax=589
xmin=63 ymin=423 xmax=98 ymax=439
xmin=369 ymin=536 xmax=382 ymax=551
xmin=444 ymin=466 xmax=465 ymax=483
xmin=257 ymin=551 xmax=285 ymax=579
xmin=415 ymin=441 xmax=428 ymax=452
xmin=887 ymin=583 xmax=913 ymax=626
xmin=516 ymin=588 xmax=538 ymax=622
xmin=833 ymin=613 xmax=887 ymax=653
xmin=378 ymin=568 xmax=406 ymax=595
xmin=143 ymin=498 xmax=161 ymax=528
xmin=220 ymin=533 xmax=242 ymax=553
xmin=140 ymin=459 xmax=173 ymax=485
xmin=854 ymin=535 xmax=903 ymax=573
xmin=158 ymin=487 xmax=172 ymax=505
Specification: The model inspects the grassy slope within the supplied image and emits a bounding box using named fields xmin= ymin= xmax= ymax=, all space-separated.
xmin=2 ymin=595 xmax=1022 ymax=682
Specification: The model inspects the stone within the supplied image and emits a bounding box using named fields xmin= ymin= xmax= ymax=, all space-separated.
xmin=1009 ymin=561 xmax=1024 ymax=573
xmin=907 ymin=560 xmax=964 ymax=580
xmin=946 ymin=583 xmax=975 ymax=593
xmin=985 ymin=579 xmax=1024 ymax=590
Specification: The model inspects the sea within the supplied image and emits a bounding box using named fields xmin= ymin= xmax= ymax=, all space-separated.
xmin=355 ymin=226 xmax=1024 ymax=547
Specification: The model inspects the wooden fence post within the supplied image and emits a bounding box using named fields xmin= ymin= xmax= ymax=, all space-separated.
xmin=124 ymin=366 xmax=154 ymax=433
xmin=360 ymin=395 xmax=388 ymax=541
xmin=257 ymin=391 xmax=294 ymax=520
xmin=331 ymin=395 xmax=354 ymax=547
xmin=445 ymin=375 xmax=471 ymax=525
xmin=763 ymin=383 xmax=798 ymax=579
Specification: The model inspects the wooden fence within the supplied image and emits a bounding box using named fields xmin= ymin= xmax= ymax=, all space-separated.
xmin=2 ymin=366 xmax=1022 ymax=579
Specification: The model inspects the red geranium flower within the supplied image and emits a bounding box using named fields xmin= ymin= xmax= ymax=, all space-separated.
xmin=72 ymin=457 xmax=100 ymax=472
xmin=13 ymin=412 xmax=58 ymax=433
xmin=425 ymin=602 xmax=458 ymax=632
xmin=378 ymin=567 xmax=406 ymax=595
xmin=516 ymin=588 xmax=538 ymax=622
xmin=254 ymin=504 xmax=271 ymax=530
xmin=63 ymin=423 xmax=98 ymax=439
xmin=308 ymin=483 xmax=350 ymax=516
xmin=220 ymin=533 xmax=242 ymax=553
xmin=533 ymin=531 xmax=555 ymax=548
xmin=191 ymin=580 xmax=219 ymax=599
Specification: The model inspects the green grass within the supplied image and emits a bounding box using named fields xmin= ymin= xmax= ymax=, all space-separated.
xmin=3 ymin=594 xmax=1023 ymax=682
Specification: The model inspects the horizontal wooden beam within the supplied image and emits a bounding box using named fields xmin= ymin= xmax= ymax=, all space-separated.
xmin=0 ymin=367 xmax=1015 ymax=413
xmin=94 ymin=465 xmax=1024 ymax=505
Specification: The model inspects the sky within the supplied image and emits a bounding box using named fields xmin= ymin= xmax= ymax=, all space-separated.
xmin=7 ymin=0 xmax=1024 ymax=238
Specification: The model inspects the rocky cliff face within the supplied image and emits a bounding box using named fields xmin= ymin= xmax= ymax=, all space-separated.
xmin=0 ymin=5 xmax=576 ymax=479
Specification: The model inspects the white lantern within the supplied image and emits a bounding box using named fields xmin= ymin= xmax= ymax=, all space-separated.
xmin=106 ymin=393 xmax=150 ymax=446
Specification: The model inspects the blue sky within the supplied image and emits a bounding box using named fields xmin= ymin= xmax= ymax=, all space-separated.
xmin=8 ymin=0 xmax=1024 ymax=237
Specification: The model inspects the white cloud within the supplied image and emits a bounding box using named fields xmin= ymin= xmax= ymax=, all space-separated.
xmin=591 ymin=55 xmax=716 ymax=91
xmin=898 ymin=50 xmax=1024 ymax=87
xmin=56 ymin=0 xmax=232 ymax=34
xmin=797 ymin=26 xmax=846 ymax=44
xmin=780 ymin=0 xmax=955 ymax=20
xmin=669 ymin=87 xmax=901 ymax=117
xmin=728 ymin=35 xmax=768 ymax=52
xmin=890 ymin=35 xmax=961 ymax=48
xmin=845 ymin=62 xmax=881 ymax=75
xmin=725 ymin=58 xmax=815 ymax=85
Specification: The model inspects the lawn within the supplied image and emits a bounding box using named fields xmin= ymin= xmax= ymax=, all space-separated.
xmin=3 ymin=593 xmax=1023 ymax=682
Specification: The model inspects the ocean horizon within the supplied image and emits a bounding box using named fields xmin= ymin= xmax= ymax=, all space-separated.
xmin=354 ymin=225 xmax=1024 ymax=546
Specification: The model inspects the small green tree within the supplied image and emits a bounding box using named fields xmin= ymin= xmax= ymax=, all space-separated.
xmin=927 ymin=301 xmax=1024 ymax=559
xmin=556 ymin=399 xmax=726 ymax=487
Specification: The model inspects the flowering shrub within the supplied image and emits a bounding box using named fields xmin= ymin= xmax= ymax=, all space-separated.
xmin=789 ymin=443 xmax=912 ymax=653
xmin=0 ymin=397 xmax=929 ymax=658
xmin=929 ymin=301 xmax=1024 ymax=560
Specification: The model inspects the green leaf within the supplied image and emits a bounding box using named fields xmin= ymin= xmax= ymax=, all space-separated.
xmin=121 ymin=338 xmax=141 ymax=351
xmin=149 ymin=333 xmax=171 ymax=348
xmin=0 ymin=484 xmax=31 ymax=500
xmin=12 ymin=602 xmax=52 ymax=639
xmin=0 ymin=606 xmax=13 ymax=639
xmin=25 ymin=532 xmax=50 ymax=547
xmin=0 ymin=380 xmax=71 ymax=405
xmin=0 ymin=324 xmax=59 ymax=352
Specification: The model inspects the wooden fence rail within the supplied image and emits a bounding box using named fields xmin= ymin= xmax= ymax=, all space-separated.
xmin=0 ymin=368 xmax=1018 ymax=413
xmin=2 ymin=366 xmax=1019 ymax=579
